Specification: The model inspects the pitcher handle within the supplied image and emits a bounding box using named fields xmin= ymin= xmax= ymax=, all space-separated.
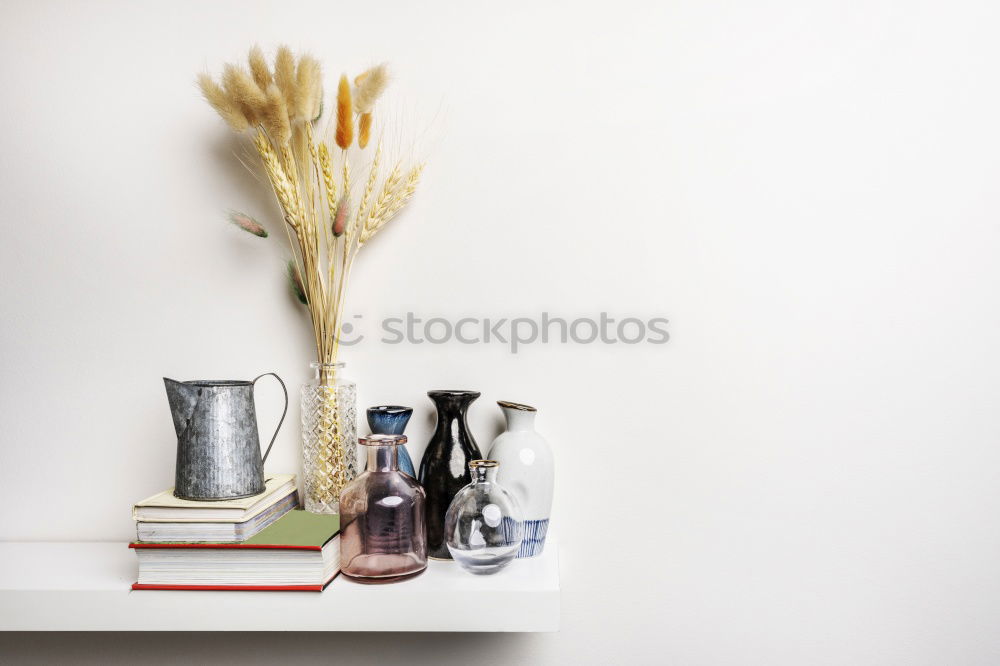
xmin=252 ymin=372 xmax=288 ymax=465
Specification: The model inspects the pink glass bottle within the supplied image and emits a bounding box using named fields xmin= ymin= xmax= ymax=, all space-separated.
xmin=339 ymin=434 xmax=427 ymax=582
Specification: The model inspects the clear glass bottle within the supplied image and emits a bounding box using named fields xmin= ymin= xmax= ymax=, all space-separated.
xmin=339 ymin=434 xmax=428 ymax=582
xmin=445 ymin=460 xmax=524 ymax=575
xmin=301 ymin=362 xmax=357 ymax=514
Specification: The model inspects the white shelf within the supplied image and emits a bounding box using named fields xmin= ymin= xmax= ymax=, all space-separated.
xmin=0 ymin=539 xmax=560 ymax=632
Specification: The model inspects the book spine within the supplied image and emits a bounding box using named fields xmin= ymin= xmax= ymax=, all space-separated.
xmin=128 ymin=543 xmax=323 ymax=551
xmin=131 ymin=583 xmax=323 ymax=591
xmin=131 ymin=570 xmax=339 ymax=591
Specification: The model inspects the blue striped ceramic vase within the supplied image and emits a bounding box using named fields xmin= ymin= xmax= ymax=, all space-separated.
xmin=486 ymin=401 xmax=554 ymax=557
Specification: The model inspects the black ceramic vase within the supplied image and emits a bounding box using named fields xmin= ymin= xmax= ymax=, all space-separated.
xmin=419 ymin=390 xmax=483 ymax=559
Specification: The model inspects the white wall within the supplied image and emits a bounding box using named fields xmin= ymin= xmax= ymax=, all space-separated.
xmin=2 ymin=0 xmax=1000 ymax=663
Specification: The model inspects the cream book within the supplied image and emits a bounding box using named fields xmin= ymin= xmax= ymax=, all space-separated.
xmin=136 ymin=491 xmax=298 ymax=542
xmin=132 ymin=474 xmax=296 ymax=522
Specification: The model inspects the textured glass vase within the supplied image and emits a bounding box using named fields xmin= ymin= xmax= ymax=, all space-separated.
xmin=301 ymin=362 xmax=357 ymax=514
xmin=445 ymin=460 xmax=523 ymax=575
xmin=340 ymin=434 xmax=427 ymax=582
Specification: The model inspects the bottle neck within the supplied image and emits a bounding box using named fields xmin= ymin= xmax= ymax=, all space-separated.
xmin=502 ymin=408 xmax=536 ymax=432
xmin=366 ymin=444 xmax=398 ymax=473
xmin=430 ymin=393 xmax=479 ymax=423
xmin=472 ymin=465 xmax=498 ymax=484
xmin=435 ymin=406 xmax=469 ymax=432
xmin=312 ymin=362 xmax=346 ymax=386
xmin=368 ymin=408 xmax=412 ymax=435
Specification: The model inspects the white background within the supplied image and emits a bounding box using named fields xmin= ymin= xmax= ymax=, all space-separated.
xmin=2 ymin=0 xmax=999 ymax=663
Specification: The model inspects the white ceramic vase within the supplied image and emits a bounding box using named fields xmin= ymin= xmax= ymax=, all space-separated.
xmin=486 ymin=401 xmax=553 ymax=557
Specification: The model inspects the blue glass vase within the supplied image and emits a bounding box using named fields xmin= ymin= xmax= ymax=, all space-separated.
xmin=366 ymin=406 xmax=416 ymax=477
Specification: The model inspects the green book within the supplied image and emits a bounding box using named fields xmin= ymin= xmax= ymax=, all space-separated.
xmin=245 ymin=510 xmax=340 ymax=549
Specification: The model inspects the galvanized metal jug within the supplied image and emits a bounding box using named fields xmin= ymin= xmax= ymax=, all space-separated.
xmin=164 ymin=373 xmax=288 ymax=501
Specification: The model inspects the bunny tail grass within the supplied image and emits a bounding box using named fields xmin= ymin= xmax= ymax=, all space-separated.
xmin=353 ymin=63 xmax=389 ymax=114
xmin=287 ymin=260 xmax=308 ymax=305
xmin=335 ymin=74 xmax=353 ymax=149
xmin=274 ymin=45 xmax=298 ymax=116
xmin=198 ymin=73 xmax=249 ymax=131
xmin=222 ymin=64 xmax=267 ymax=126
xmin=227 ymin=211 xmax=268 ymax=237
xmin=358 ymin=112 xmax=372 ymax=148
xmin=295 ymin=54 xmax=323 ymax=122
xmin=262 ymin=84 xmax=291 ymax=145
xmin=332 ymin=193 xmax=351 ymax=237
xmin=248 ymin=45 xmax=273 ymax=90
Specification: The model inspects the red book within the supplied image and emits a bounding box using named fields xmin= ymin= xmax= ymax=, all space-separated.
xmin=129 ymin=511 xmax=341 ymax=591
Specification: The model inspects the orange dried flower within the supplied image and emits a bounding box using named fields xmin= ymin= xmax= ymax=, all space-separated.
xmin=358 ymin=113 xmax=372 ymax=148
xmin=335 ymin=74 xmax=353 ymax=149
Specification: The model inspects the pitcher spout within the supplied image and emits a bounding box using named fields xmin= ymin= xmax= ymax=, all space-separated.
xmin=164 ymin=378 xmax=200 ymax=439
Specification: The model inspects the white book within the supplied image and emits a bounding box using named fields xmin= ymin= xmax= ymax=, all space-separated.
xmin=132 ymin=474 xmax=296 ymax=522
xmin=133 ymin=538 xmax=340 ymax=589
xmin=131 ymin=511 xmax=341 ymax=590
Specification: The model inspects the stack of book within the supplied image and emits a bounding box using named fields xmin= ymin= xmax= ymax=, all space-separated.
xmin=129 ymin=474 xmax=341 ymax=591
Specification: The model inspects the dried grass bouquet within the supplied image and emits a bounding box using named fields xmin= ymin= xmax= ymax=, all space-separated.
xmin=198 ymin=45 xmax=423 ymax=372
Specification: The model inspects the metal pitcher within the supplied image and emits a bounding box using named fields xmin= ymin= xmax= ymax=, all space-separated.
xmin=164 ymin=373 xmax=289 ymax=500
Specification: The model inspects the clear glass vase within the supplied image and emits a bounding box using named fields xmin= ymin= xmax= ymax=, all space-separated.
xmin=445 ymin=460 xmax=524 ymax=575
xmin=340 ymin=434 xmax=427 ymax=582
xmin=301 ymin=362 xmax=357 ymax=514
